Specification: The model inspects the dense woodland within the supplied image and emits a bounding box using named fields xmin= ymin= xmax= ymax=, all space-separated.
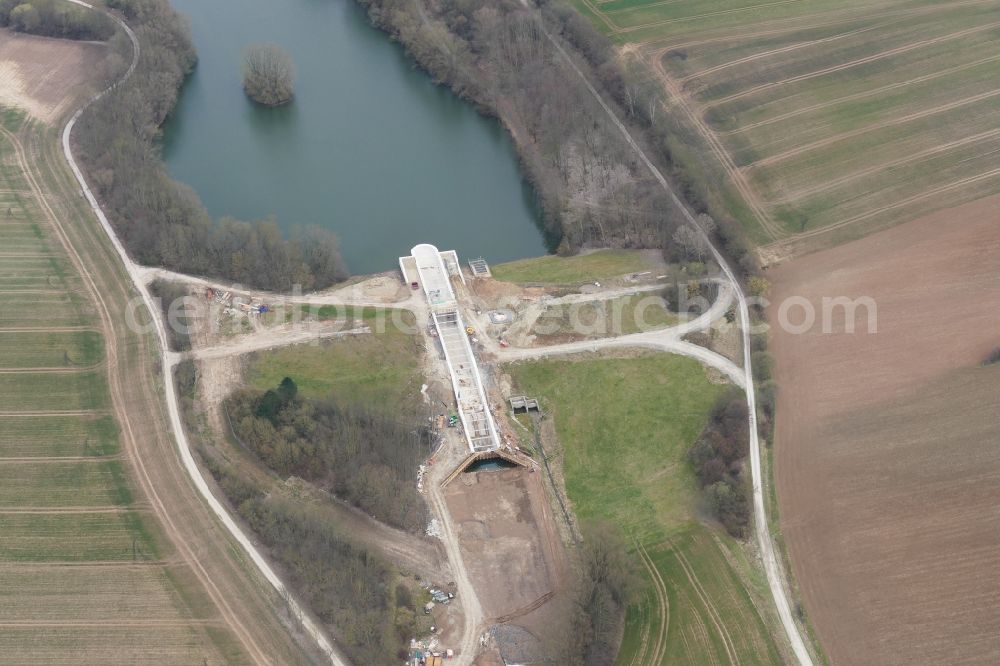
xmin=204 ymin=456 xmax=401 ymax=664
xmin=226 ymin=378 xmax=432 ymax=532
xmin=688 ymin=388 xmax=752 ymax=537
xmin=0 ymin=0 xmax=114 ymax=40
xmin=355 ymin=0 xmax=758 ymax=277
xmin=175 ymin=363 xmax=407 ymax=664
xmin=74 ymin=0 xmax=348 ymax=291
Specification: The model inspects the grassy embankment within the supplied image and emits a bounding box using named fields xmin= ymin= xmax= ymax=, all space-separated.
xmin=510 ymin=354 xmax=784 ymax=665
xmin=247 ymin=310 xmax=421 ymax=407
xmin=492 ymin=249 xmax=659 ymax=284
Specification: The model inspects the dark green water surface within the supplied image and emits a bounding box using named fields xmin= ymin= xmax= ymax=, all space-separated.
xmin=162 ymin=0 xmax=550 ymax=275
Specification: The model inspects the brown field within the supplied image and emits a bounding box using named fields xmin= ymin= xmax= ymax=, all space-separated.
xmin=769 ymin=194 xmax=1000 ymax=664
xmin=0 ymin=29 xmax=108 ymax=123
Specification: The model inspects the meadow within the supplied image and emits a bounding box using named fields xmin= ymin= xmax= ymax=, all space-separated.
xmin=509 ymin=354 xmax=784 ymax=665
xmin=572 ymin=0 xmax=1000 ymax=256
xmin=492 ymin=249 xmax=661 ymax=284
xmin=247 ymin=314 xmax=423 ymax=412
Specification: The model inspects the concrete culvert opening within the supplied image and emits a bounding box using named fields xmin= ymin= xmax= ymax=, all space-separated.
xmin=465 ymin=457 xmax=519 ymax=473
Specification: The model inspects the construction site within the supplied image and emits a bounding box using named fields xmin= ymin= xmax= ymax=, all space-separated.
xmin=148 ymin=242 xmax=737 ymax=665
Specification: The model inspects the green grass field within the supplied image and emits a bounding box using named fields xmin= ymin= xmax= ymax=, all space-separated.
xmin=0 ymin=371 xmax=108 ymax=412
xmin=492 ymin=249 xmax=661 ymax=284
xmin=0 ymin=415 xmax=118 ymax=458
xmin=0 ymin=460 xmax=133 ymax=507
xmin=0 ymin=330 xmax=103 ymax=368
xmin=247 ymin=316 xmax=423 ymax=414
xmin=0 ymin=512 xmax=164 ymax=562
xmin=533 ymin=293 xmax=678 ymax=341
xmin=571 ymin=0 xmax=1000 ymax=254
xmin=509 ymin=354 xmax=782 ymax=664
xmin=0 ymin=127 xmax=212 ymax=634
xmin=0 ymin=96 xmax=269 ymax=663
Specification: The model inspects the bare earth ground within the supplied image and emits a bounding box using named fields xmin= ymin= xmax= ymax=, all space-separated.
xmin=444 ymin=465 xmax=568 ymax=659
xmin=769 ymin=194 xmax=1000 ymax=665
xmin=0 ymin=30 xmax=107 ymax=123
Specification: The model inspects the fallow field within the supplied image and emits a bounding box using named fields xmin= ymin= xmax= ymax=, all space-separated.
xmin=768 ymin=194 xmax=1000 ymax=664
xmin=572 ymin=0 xmax=1000 ymax=258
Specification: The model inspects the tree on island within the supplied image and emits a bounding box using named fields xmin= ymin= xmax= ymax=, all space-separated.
xmin=242 ymin=43 xmax=295 ymax=106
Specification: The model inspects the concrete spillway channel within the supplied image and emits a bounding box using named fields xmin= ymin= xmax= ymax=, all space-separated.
xmin=403 ymin=244 xmax=502 ymax=454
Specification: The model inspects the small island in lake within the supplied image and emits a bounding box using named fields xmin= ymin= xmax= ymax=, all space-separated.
xmin=242 ymin=43 xmax=295 ymax=106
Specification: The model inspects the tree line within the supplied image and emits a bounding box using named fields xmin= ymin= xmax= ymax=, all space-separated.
xmin=73 ymin=0 xmax=348 ymax=292
xmin=559 ymin=521 xmax=635 ymax=664
xmin=356 ymin=0 xmax=685 ymax=255
xmin=688 ymin=388 xmax=752 ymax=537
xmin=0 ymin=0 xmax=114 ymax=40
xmin=175 ymin=363 xmax=409 ymax=664
xmin=204 ymin=456 xmax=402 ymax=664
xmin=354 ymin=0 xmax=759 ymax=279
xmin=226 ymin=377 xmax=432 ymax=532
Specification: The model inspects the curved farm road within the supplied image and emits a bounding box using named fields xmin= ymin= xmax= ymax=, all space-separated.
xmin=526 ymin=7 xmax=818 ymax=664
xmin=46 ymin=1 xmax=347 ymax=663
xmin=2 ymin=124 xmax=278 ymax=662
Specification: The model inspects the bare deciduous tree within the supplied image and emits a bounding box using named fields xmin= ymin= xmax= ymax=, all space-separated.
xmin=673 ymin=224 xmax=707 ymax=261
xmin=242 ymin=43 xmax=295 ymax=106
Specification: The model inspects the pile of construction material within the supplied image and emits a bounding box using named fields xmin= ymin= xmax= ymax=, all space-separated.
xmin=205 ymin=288 xmax=269 ymax=316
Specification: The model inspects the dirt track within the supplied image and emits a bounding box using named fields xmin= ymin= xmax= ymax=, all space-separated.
xmin=770 ymin=194 xmax=1000 ymax=664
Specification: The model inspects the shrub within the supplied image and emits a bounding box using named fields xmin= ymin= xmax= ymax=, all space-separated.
xmin=0 ymin=0 xmax=115 ymax=40
xmin=242 ymin=43 xmax=295 ymax=106
xmin=751 ymin=351 xmax=774 ymax=382
xmin=689 ymin=389 xmax=751 ymax=537
xmin=984 ymin=347 xmax=1000 ymax=367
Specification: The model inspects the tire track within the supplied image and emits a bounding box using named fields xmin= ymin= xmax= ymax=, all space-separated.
xmin=0 ymin=326 xmax=98 ymax=332
xmin=761 ymin=167 xmax=1000 ymax=260
xmin=0 ymin=363 xmax=105 ymax=374
xmin=719 ymin=52 xmax=1000 ymax=136
xmin=748 ymin=88 xmax=1000 ymax=170
xmin=705 ymin=20 xmax=1000 ymax=108
xmin=648 ymin=50 xmax=781 ymax=239
xmin=769 ymin=127 xmax=1000 ymax=205
xmin=615 ymin=0 xmax=805 ymax=29
xmin=627 ymin=596 xmax=653 ymax=666
xmin=681 ymin=23 xmax=878 ymax=83
xmin=674 ymin=545 xmax=740 ymax=665
xmin=2 ymin=125 xmax=271 ymax=665
xmin=635 ymin=540 xmax=669 ymax=666
xmin=0 ymin=410 xmax=105 ymax=416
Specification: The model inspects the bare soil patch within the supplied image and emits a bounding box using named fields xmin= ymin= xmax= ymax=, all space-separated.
xmin=0 ymin=30 xmax=108 ymax=124
xmin=443 ymin=466 xmax=566 ymax=626
xmin=769 ymin=194 xmax=1000 ymax=665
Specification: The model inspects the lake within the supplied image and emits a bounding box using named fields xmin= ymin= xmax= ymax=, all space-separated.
xmin=161 ymin=0 xmax=551 ymax=275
